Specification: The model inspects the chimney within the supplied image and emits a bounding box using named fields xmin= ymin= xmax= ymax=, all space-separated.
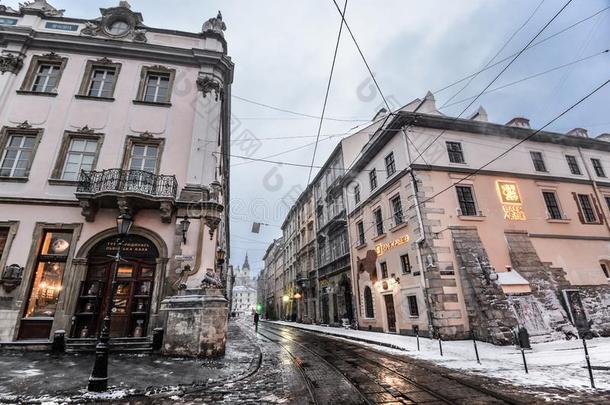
xmin=567 ymin=128 xmax=588 ymax=138
xmin=506 ymin=117 xmax=530 ymax=128
xmin=469 ymin=106 xmax=488 ymax=122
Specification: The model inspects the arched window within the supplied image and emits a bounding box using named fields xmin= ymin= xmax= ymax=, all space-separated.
xmin=363 ymin=286 xmax=374 ymax=318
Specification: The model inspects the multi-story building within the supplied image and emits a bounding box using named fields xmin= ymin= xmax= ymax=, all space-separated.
xmin=0 ymin=1 xmax=233 ymax=354
xmin=343 ymin=91 xmax=610 ymax=343
xmin=230 ymin=255 xmax=256 ymax=316
xmin=262 ymin=237 xmax=283 ymax=320
xmin=281 ymin=207 xmax=298 ymax=320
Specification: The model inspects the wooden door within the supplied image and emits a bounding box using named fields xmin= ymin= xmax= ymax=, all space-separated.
xmin=384 ymin=294 xmax=397 ymax=333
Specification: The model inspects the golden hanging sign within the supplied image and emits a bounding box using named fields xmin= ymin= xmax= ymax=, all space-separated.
xmin=375 ymin=235 xmax=409 ymax=256
xmin=496 ymin=180 xmax=526 ymax=220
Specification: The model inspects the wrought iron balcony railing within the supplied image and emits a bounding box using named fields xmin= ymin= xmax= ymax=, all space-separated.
xmin=76 ymin=169 xmax=178 ymax=198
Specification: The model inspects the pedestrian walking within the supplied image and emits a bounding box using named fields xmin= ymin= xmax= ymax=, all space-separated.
xmin=254 ymin=312 xmax=259 ymax=332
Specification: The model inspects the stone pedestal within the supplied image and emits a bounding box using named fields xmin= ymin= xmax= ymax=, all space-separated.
xmin=160 ymin=288 xmax=228 ymax=357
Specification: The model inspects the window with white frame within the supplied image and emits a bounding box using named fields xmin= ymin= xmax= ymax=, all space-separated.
xmin=143 ymin=73 xmax=170 ymax=103
xmin=88 ymin=68 xmax=116 ymax=98
xmin=129 ymin=144 xmax=159 ymax=173
xmin=61 ymin=138 xmax=98 ymax=181
xmin=31 ymin=63 xmax=62 ymax=92
xmin=577 ymin=194 xmax=597 ymax=223
xmin=391 ymin=195 xmax=404 ymax=225
xmin=0 ymin=134 xmax=36 ymax=177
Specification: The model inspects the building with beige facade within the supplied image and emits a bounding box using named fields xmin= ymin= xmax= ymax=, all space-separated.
xmin=262 ymin=237 xmax=283 ymax=320
xmin=342 ymin=92 xmax=610 ymax=344
xmin=0 ymin=1 xmax=233 ymax=355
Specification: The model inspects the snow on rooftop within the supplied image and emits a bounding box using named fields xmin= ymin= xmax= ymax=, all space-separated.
xmin=496 ymin=269 xmax=529 ymax=285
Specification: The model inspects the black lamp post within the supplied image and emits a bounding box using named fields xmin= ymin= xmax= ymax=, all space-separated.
xmin=88 ymin=213 xmax=133 ymax=392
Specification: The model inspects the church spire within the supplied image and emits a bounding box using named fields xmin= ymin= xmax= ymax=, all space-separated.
xmin=243 ymin=253 xmax=249 ymax=269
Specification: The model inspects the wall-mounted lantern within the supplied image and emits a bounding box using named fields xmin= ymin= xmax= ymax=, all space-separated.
xmin=179 ymin=216 xmax=190 ymax=244
xmin=216 ymin=247 xmax=226 ymax=266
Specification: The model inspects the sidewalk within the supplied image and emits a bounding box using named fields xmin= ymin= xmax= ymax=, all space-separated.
xmin=0 ymin=321 xmax=259 ymax=403
xmin=269 ymin=320 xmax=610 ymax=391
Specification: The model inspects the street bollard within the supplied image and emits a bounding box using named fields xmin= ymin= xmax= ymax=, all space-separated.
xmin=471 ymin=331 xmax=481 ymax=364
xmin=413 ymin=325 xmax=420 ymax=351
xmin=416 ymin=332 xmax=420 ymax=351
xmin=581 ymin=337 xmax=595 ymax=389
xmin=520 ymin=348 xmax=528 ymax=374
xmin=438 ymin=336 xmax=443 ymax=356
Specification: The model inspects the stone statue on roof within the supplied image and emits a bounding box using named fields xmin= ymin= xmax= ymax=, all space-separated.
xmin=19 ymin=0 xmax=64 ymax=17
xmin=202 ymin=11 xmax=226 ymax=37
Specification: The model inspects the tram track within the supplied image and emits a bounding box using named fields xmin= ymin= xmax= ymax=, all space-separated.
xmin=262 ymin=321 xmax=523 ymax=404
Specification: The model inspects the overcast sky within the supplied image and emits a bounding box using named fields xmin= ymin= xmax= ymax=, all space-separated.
xmin=9 ymin=0 xmax=609 ymax=274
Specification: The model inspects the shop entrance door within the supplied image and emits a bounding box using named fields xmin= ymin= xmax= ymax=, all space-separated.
xmin=384 ymin=294 xmax=397 ymax=333
xmin=72 ymin=235 xmax=157 ymax=338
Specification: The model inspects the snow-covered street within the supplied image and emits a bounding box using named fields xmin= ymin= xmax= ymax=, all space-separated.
xmin=271 ymin=321 xmax=610 ymax=391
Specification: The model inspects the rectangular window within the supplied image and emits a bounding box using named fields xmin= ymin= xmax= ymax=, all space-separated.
xmin=374 ymin=208 xmax=384 ymax=236
xmin=61 ymin=138 xmax=98 ymax=181
xmin=356 ymin=221 xmax=365 ymax=246
xmin=446 ymin=141 xmax=464 ymax=163
xmin=591 ymin=158 xmax=606 ymax=178
xmin=601 ymin=263 xmax=610 ymax=279
xmin=456 ymin=185 xmax=478 ymax=216
xmin=407 ymin=295 xmax=419 ymax=317
xmin=400 ymin=254 xmax=412 ymax=274
xmin=0 ymin=134 xmax=36 ymax=177
xmin=385 ymin=153 xmax=396 ymax=176
xmin=369 ymin=169 xmax=377 ymax=190
xmin=0 ymin=227 xmax=8 ymax=257
xmin=144 ymin=73 xmax=170 ymax=103
xmin=31 ymin=63 xmax=62 ymax=92
xmin=542 ymin=191 xmax=562 ymax=220
xmin=566 ymin=155 xmax=581 ymax=175
xmin=88 ymin=68 xmax=116 ymax=98
xmin=129 ymin=144 xmax=159 ymax=173
xmin=380 ymin=262 xmax=388 ymax=279
xmin=354 ymin=184 xmax=360 ymax=204
xmin=577 ymin=194 xmax=597 ymax=223
xmin=530 ymin=151 xmax=547 ymax=172
xmin=391 ymin=195 xmax=404 ymax=225
xmin=24 ymin=231 xmax=72 ymax=318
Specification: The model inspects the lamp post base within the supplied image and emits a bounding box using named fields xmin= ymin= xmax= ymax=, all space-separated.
xmin=87 ymin=339 xmax=110 ymax=391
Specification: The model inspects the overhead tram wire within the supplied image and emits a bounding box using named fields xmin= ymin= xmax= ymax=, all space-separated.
xmin=348 ymin=77 xmax=610 ymax=251
xmin=440 ymin=0 xmax=546 ymax=108
xmin=307 ymin=0 xmax=348 ymax=184
xmin=227 ymin=7 xmax=608 ymax=128
xmin=408 ymin=0 xmax=575 ymax=168
xmin=229 ymin=48 xmax=608 ymax=169
xmin=433 ymin=5 xmax=609 ymax=95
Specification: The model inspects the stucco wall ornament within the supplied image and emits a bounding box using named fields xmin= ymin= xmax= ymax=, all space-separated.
xmin=81 ymin=1 xmax=147 ymax=43
xmin=202 ymin=11 xmax=226 ymax=37
xmin=0 ymin=54 xmax=24 ymax=75
xmin=196 ymin=76 xmax=223 ymax=101
xmin=19 ymin=0 xmax=64 ymax=17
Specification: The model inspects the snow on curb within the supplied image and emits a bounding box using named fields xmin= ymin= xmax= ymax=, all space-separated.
xmin=268 ymin=320 xmax=610 ymax=391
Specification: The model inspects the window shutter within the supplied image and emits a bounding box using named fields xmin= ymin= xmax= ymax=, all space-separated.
xmin=572 ymin=192 xmax=585 ymax=224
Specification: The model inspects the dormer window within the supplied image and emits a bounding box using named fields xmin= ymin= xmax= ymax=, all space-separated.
xmin=107 ymin=20 xmax=130 ymax=36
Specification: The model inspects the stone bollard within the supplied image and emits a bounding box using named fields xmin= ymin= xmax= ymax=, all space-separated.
xmin=152 ymin=328 xmax=164 ymax=352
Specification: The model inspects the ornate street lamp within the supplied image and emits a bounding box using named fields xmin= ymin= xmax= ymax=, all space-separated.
xmin=216 ymin=247 xmax=226 ymax=265
xmin=88 ymin=213 xmax=133 ymax=392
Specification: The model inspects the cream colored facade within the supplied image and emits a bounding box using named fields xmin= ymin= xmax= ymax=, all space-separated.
xmin=344 ymin=93 xmax=610 ymax=343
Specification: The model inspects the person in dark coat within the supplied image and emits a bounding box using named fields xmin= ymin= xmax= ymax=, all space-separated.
xmin=253 ymin=312 xmax=259 ymax=331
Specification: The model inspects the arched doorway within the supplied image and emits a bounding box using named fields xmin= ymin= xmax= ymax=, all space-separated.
xmin=71 ymin=234 xmax=159 ymax=338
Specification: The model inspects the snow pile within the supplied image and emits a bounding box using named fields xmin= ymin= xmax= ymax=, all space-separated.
xmin=271 ymin=321 xmax=610 ymax=390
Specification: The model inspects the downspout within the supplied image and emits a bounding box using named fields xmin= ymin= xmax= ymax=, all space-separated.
xmin=401 ymin=125 xmax=435 ymax=336
xmin=578 ymin=147 xmax=610 ymax=234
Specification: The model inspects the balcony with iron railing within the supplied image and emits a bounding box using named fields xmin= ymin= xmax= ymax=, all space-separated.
xmin=75 ymin=169 xmax=178 ymax=223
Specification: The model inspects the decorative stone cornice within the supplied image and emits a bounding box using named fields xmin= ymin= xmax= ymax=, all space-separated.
xmin=0 ymin=53 xmax=24 ymax=75
xmin=19 ymin=0 xmax=64 ymax=17
xmin=196 ymin=75 xmax=223 ymax=101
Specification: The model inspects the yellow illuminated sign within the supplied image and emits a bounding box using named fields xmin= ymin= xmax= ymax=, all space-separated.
xmin=375 ymin=235 xmax=409 ymax=256
xmin=496 ymin=181 xmax=526 ymax=220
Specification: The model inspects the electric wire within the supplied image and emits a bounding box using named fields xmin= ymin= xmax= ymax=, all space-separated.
xmin=307 ymin=0 xmax=348 ymax=184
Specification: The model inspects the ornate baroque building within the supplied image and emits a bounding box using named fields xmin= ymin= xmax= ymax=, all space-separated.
xmin=0 ymin=1 xmax=233 ymax=355
xmin=230 ymin=255 xmax=257 ymax=315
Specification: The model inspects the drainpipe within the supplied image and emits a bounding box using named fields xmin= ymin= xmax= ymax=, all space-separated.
xmin=401 ymin=126 xmax=435 ymax=337
xmin=578 ymin=147 xmax=610 ymax=234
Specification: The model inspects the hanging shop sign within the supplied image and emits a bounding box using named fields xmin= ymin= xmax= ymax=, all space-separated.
xmin=375 ymin=235 xmax=409 ymax=256
xmin=496 ymin=180 xmax=526 ymax=221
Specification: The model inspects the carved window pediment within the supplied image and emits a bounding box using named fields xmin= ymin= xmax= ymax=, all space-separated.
xmin=81 ymin=3 xmax=147 ymax=43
